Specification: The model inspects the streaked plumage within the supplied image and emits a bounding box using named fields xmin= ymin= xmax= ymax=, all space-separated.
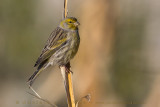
xmin=28 ymin=17 xmax=80 ymax=86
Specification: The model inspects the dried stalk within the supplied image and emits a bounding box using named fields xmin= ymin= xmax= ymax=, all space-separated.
xmin=60 ymin=1 xmax=76 ymax=107
xmin=60 ymin=63 xmax=75 ymax=107
xmin=64 ymin=0 xmax=68 ymax=18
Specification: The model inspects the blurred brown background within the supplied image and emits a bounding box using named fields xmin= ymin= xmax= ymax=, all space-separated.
xmin=0 ymin=0 xmax=160 ymax=107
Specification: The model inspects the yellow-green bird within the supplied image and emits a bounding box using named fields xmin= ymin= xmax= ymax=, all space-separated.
xmin=28 ymin=17 xmax=80 ymax=86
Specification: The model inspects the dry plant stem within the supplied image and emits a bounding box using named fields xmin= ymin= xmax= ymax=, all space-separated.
xmin=64 ymin=0 xmax=68 ymax=18
xmin=60 ymin=0 xmax=76 ymax=107
xmin=60 ymin=62 xmax=75 ymax=107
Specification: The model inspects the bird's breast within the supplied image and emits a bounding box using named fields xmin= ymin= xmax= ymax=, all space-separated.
xmin=67 ymin=30 xmax=80 ymax=58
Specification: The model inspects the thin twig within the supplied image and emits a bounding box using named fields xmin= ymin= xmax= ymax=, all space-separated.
xmin=75 ymin=94 xmax=91 ymax=107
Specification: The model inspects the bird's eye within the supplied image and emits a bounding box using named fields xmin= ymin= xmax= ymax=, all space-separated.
xmin=69 ymin=21 xmax=72 ymax=23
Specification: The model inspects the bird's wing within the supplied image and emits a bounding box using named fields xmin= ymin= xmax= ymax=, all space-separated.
xmin=34 ymin=27 xmax=68 ymax=67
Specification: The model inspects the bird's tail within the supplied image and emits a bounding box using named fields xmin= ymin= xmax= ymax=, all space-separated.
xmin=27 ymin=68 xmax=43 ymax=86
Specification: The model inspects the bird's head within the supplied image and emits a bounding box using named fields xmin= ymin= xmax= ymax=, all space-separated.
xmin=59 ymin=17 xmax=80 ymax=30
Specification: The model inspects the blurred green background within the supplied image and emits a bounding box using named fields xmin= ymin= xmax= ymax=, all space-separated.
xmin=0 ymin=0 xmax=160 ymax=107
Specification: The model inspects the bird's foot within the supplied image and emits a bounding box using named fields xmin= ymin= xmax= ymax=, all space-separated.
xmin=59 ymin=65 xmax=73 ymax=74
xmin=64 ymin=66 xmax=73 ymax=74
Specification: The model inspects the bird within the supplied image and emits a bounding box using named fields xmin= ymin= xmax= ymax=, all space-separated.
xmin=27 ymin=17 xmax=80 ymax=86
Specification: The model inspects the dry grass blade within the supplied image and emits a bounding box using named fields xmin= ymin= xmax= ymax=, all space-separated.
xmin=29 ymin=86 xmax=41 ymax=98
xmin=27 ymin=91 xmax=58 ymax=107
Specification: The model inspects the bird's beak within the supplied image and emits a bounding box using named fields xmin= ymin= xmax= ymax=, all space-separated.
xmin=74 ymin=21 xmax=80 ymax=26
